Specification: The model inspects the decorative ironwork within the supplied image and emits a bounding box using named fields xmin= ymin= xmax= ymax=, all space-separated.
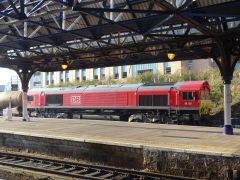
xmin=0 ymin=0 xmax=238 ymax=73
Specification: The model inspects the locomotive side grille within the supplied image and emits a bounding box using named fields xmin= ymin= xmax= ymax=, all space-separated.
xmin=153 ymin=95 xmax=168 ymax=106
xmin=139 ymin=95 xmax=168 ymax=106
xmin=139 ymin=95 xmax=152 ymax=106
xmin=46 ymin=94 xmax=63 ymax=106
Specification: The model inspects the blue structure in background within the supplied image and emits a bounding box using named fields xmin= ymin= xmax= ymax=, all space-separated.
xmin=235 ymin=60 xmax=240 ymax=69
xmin=131 ymin=63 xmax=158 ymax=76
xmin=0 ymin=85 xmax=5 ymax=92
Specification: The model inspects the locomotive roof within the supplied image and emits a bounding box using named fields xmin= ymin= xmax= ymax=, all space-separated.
xmin=28 ymin=81 xmax=208 ymax=93
xmin=178 ymin=81 xmax=210 ymax=90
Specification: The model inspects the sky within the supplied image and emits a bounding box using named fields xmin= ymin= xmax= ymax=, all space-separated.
xmin=0 ymin=68 xmax=18 ymax=85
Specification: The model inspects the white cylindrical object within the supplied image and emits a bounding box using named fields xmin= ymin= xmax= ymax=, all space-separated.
xmin=3 ymin=108 xmax=12 ymax=120
xmin=223 ymin=84 xmax=233 ymax=135
xmin=0 ymin=91 xmax=22 ymax=109
xmin=224 ymin=84 xmax=231 ymax=125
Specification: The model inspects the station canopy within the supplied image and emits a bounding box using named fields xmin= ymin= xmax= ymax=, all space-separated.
xmin=0 ymin=0 xmax=239 ymax=72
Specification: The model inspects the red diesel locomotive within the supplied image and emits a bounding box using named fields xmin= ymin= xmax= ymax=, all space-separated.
xmin=27 ymin=81 xmax=212 ymax=123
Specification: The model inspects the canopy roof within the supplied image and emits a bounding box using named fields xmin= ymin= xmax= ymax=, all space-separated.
xmin=0 ymin=0 xmax=239 ymax=72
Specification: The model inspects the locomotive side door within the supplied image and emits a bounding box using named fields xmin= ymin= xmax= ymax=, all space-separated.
xmin=169 ymin=87 xmax=176 ymax=108
xmin=40 ymin=91 xmax=45 ymax=106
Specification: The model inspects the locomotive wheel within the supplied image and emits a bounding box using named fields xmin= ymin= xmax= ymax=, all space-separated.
xmin=119 ymin=115 xmax=129 ymax=121
xmin=67 ymin=113 xmax=73 ymax=119
xmin=79 ymin=114 xmax=83 ymax=119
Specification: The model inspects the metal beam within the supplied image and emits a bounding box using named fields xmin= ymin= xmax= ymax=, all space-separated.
xmin=72 ymin=7 xmax=168 ymax=15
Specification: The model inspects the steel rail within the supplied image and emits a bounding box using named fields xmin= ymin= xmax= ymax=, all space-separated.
xmin=0 ymin=152 xmax=198 ymax=180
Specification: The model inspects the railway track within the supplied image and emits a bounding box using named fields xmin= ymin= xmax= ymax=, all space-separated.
xmin=0 ymin=152 xmax=195 ymax=180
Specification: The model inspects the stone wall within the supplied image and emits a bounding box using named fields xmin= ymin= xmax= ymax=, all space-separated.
xmin=143 ymin=148 xmax=240 ymax=179
xmin=0 ymin=133 xmax=143 ymax=169
xmin=0 ymin=132 xmax=239 ymax=179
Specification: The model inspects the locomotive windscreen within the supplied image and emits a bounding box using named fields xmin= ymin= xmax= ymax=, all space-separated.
xmin=139 ymin=95 xmax=168 ymax=106
xmin=46 ymin=94 xmax=63 ymax=106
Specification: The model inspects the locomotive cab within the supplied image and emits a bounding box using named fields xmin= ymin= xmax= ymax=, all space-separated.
xmin=174 ymin=81 xmax=212 ymax=122
xmin=199 ymin=84 xmax=212 ymax=115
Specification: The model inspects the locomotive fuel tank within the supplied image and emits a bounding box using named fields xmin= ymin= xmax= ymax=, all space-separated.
xmin=0 ymin=91 xmax=22 ymax=110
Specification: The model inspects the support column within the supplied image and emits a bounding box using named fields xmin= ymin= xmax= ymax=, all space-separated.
xmin=213 ymin=39 xmax=239 ymax=135
xmin=223 ymin=83 xmax=233 ymax=135
xmin=219 ymin=45 xmax=234 ymax=135
xmin=17 ymin=68 xmax=34 ymax=122
xmin=21 ymin=71 xmax=29 ymax=121
xmin=22 ymin=89 xmax=29 ymax=121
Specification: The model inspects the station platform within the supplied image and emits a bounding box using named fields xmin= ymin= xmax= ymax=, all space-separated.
xmin=0 ymin=117 xmax=239 ymax=179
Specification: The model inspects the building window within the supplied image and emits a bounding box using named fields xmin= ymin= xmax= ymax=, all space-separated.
xmin=114 ymin=66 xmax=119 ymax=79
xmin=100 ymin=67 xmax=105 ymax=79
xmin=93 ymin=68 xmax=98 ymax=80
xmin=33 ymin=82 xmax=41 ymax=86
xmin=165 ymin=67 xmax=171 ymax=74
xmin=46 ymin=72 xmax=49 ymax=80
xmin=45 ymin=72 xmax=49 ymax=85
xmin=164 ymin=62 xmax=171 ymax=74
xmin=122 ymin=66 xmax=127 ymax=78
xmin=50 ymin=72 xmax=54 ymax=84
xmin=187 ymin=60 xmax=193 ymax=69
xmin=75 ymin=70 xmax=80 ymax=81
xmin=82 ymin=69 xmax=86 ymax=81
xmin=138 ymin=69 xmax=152 ymax=75
xmin=65 ymin=70 xmax=69 ymax=82
xmin=60 ymin=71 xmax=64 ymax=83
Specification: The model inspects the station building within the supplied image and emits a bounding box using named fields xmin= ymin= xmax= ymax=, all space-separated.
xmin=29 ymin=58 xmax=216 ymax=88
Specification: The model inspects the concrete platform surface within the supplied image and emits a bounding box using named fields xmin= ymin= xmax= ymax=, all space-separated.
xmin=0 ymin=117 xmax=240 ymax=156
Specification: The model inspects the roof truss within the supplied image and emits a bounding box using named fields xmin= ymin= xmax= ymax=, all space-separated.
xmin=0 ymin=0 xmax=238 ymax=72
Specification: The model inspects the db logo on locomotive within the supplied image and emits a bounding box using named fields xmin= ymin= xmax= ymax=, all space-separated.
xmin=71 ymin=96 xmax=81 ymax=104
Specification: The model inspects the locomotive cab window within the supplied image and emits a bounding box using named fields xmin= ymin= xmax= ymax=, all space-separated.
xmin=27 ymin=96 xmax=34 ymax=102
xmin=182 ymin=91 xmax=194 ymax=100
xmin=194 ymin=92 xmax=199 ymax=100
xmin=200 ymin=90 xmax=205 ymax=100
xmin=205 ymin=90 xmax=210 ymax=99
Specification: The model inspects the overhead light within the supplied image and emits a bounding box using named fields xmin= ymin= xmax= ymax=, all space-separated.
xmin=167 ymin=51 xmax=175 ymax=60
xmin=61 ymin=61 xmax=68 ymax=70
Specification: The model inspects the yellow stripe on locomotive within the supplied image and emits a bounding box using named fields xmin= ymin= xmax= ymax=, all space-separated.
xmin=199 ymin=100 xmax=212 ymax=115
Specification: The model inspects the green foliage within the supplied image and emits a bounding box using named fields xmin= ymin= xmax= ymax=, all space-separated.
xmin=48 ymin=68 xmax=240 ymax=115
xmin=47 ymin=78 xmax=118 ymax=88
